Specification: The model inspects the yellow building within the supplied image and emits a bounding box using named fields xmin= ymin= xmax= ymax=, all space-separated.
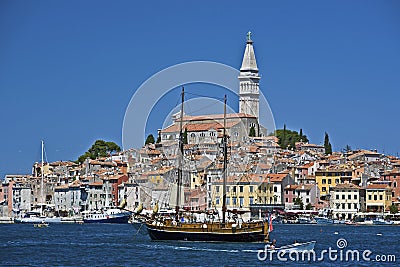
xmin=211 ymin=173 xmax=293 ymax=209
xmin=211 ymin=174 xmax=261 ymax=210
xmin=366 ymin=184 xmax=392 ymax=212
xmin=315 ymin=168 xmax=352 ymax=199
xmin=144 ymin=166 xmax=174 ymax=184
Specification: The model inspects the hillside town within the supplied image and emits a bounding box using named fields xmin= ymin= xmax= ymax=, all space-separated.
xmin=1 ymin=136 xmax=400 ymax=223
xmin=1 ymin=33 xmax=399 ymax=224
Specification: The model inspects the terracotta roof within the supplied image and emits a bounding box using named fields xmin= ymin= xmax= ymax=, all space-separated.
xmin=331 ymin=183 xmax=361 ymax=190
xmin=55 ymin=184 xmax=69 ymax=190
xmin=367 ymin=184 xmax=390 ymax=190
xmin=89 ymin=181 xmax=103 ymax=186
xmin=182 ymin=113 xmax=256 ymax=121
xmin=263 ymin=173 xmax=288 ymax=183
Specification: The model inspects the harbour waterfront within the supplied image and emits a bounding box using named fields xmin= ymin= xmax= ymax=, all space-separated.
xmin=1 ymin=224 xmax=398 ymax=266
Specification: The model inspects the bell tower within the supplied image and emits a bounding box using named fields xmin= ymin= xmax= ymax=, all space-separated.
xmin=239 ymin=31 xmax=260 ymax=120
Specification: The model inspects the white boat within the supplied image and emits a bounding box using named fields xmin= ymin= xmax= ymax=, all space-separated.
xmin=83 ymin=208 xmax=131 ymax=223
xmin=372 ymin=217 xmax=394 ymax=225
xmin=61 ymin=216 xmax=84 ymax=224
xmin=267 ymin=241 xmax=316 ymax=252
xmin=314 ymin=216 xmax=334 ymax=224
xmin=297 ymin=216 xmax=316 ymax=224
xmin=14 ymin=213 xmax=43 ymax=224
xmin=15 ymin=141 xmax=62 ymax=224
xmin=14 ymin=212 xmax=62 ymax=224
xmin=277 ymin=241 xmax=316 ymax=252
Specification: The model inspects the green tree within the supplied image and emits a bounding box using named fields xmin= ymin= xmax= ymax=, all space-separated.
xmin=156 ymin=132 xmax=161 ymax=143
xmin=249 ymin=126 xmax=256 ymax=137
xmin=324 ymin=132 xmax=332 ymax=155
xmin=282 ymin=124 xmax=287 ymax=148
xmin=145 ymin=134 xmax=155 ymax=145
xmin=294 ymin=197 xmax=304 ymax=210
xmin=182 ymin=128 xmax=188 ymax=144
xmin=305 ymin=203 xmax=313 ymax=210
xmin=275 ymin=127 xmax=309 ymax=150
xmin=77 ymin=140 xmax=121 ymax=163
xmin=389 ymin=204 xmax=398 ymax=214
xmin=106 ymin=141 xmax=121 ymax=154
xmin=343 ymin=145 xmax=352 ymax=153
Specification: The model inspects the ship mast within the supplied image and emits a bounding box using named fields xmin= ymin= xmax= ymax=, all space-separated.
xmin=41 ymin=140 xmax=44 ymax=214
xmin=176 ymin=87 xmax=184 ymax=216
xmin=222 ymin=95 xmax=228 ymax=224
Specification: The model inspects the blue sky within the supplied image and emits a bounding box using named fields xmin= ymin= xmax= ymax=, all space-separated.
xmin=1 ymin=1 xmax=399 ymax=177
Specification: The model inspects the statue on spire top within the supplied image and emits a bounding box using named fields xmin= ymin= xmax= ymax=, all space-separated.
xmin=246 ymin=31 xmax=252 ymax=42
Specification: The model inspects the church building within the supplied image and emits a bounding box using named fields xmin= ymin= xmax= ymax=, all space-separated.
xmin=160 ymin=33 xmax=266 ymax=144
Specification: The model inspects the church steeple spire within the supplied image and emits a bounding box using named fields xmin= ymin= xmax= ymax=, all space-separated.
xmin=240 ymin=31 xmax=258 ymax=73
xmin=239 ymin=32 xmax=260 ymax=120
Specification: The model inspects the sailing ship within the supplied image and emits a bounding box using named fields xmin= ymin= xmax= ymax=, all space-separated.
xmin=145 ymin=88 xmax=270 ymax=242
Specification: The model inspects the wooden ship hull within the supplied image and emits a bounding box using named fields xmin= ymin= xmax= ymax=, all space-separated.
xmin=146 ymin=220 xmax=268 ymax=242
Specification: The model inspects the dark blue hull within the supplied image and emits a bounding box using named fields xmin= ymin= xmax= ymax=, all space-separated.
xmin=83 ymin=215 xmax=130 ymax=224
xmin=146 ymin=226 xmax=265 ymax=242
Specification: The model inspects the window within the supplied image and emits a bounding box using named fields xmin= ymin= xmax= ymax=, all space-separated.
xmin=285 ymin=198 xmax=288 ymax=202
xmin=368 ymin=195 xmax=371 ymax=200
xmin=374 ymin=195 xmax=377 ymax=201
xmin=239 ymin=197 xmax=244 ymax=206
xmin=216 ymin=197 xmax=220 ymax=205
xmin=348 ymin=195 xmax=351 ymax=200
xmin=274 ymin=186 xmax=277 ymax=193
xmin=328 ymin=179 xmax=332 ymax=185
xmin=216 ymin=186 xmax=220 ymax=193
xmin=233 ymin=197 xmax=237 ymax=205
xmin=306 ymin=191 xmax=309 ymax=196
xmin=322 ymin=187 xmax=326 ymax=192
xmin=239 ymin=186 xmax=243 ymax=193
xmin=227 ymin=186 xmax=230 ymax=193
xmin=226 ymin=197 xmax=230 ymax=205
xmin=342 ymin=195 xmax=345 ymax=199
xmin=233 ymin=187 xmax=237 ymax=193
xmin=342 ymin=203 xmax=345 ymax=209
xmin=336 ymin=195 xmax=339 ymax=199
xmin=322 ymin=179 xmax=326 ymax=184
xmin=348 ymin=203 xmax=351 ymax=209
xmin=379 ymin=195 xmax=383 ymax=201
xmin=335 ymin=179 xmax=339 ymax=184
xmin=249 ymin=186 xmax=253 ymax=193
xmin=354 ymin=195 xmax=357 ymax=199
xmin=250 ymin=197 xmax=254 ymax=205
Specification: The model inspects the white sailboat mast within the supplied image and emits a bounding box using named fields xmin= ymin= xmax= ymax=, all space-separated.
xmin=40 ymin=140 xmax=44 ymax=205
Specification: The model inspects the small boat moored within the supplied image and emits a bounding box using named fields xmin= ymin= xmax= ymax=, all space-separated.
xmin=34 ymin=222 xmax=49 ymax=228
xmin=372 ymin=217 xmax=394 ymax=225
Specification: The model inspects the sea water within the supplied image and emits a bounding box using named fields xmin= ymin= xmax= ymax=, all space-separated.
xmin=0 ymin=224 xmax=398 ymax=266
